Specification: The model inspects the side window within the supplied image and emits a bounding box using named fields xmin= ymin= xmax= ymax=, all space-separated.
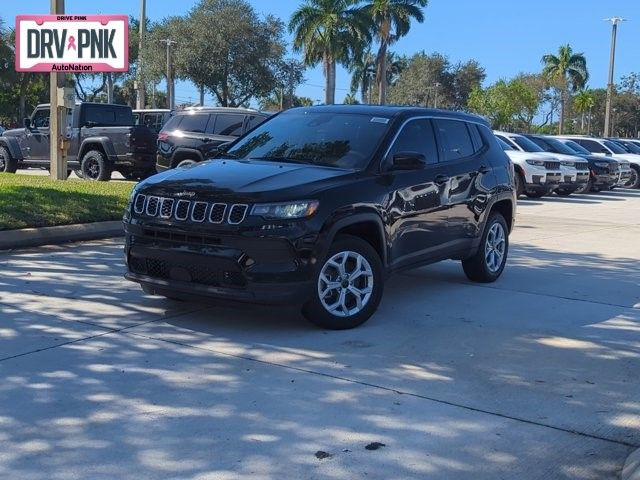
xmin=495 ymin=134 xmax=516 ymax=149
xmin=177 ymin=114 xmax=209 ymax=134
xmin=467 ymin=123 xmax=485 ymax=152
xmin=32 ymin=109 xmax=50 ymax=128
xmin=213 ymin=114 xmax=244 ymax=136
xmin=161 ymin=115 xmax=182 ymax=132
xmin=246 ymin=115 xmax=267 ymax=132
xmin=578 ymin=139 xmax=604 ymax=153
xmin=434 ymin=119 xmax=475 ymax=161
xmin=388 ymin=118 xmax=438 ymax=165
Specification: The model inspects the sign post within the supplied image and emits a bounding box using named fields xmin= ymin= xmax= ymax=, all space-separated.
xmin=15 ymin=12 xmax=128 ymax=180
xmin=50 ymin=0 xmax=65 ymax=180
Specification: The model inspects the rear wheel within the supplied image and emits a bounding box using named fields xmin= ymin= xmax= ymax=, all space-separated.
xmin=0 ymin=146 xmax=17 ymax=173
xmin=462 ymin=212 xmax=509 ymax=283
xmin=302 ymin=235 xmax=383 ymax=330
xmin=81 ymin=150 xmax=112 ymax=181
xmin=176 ymin=159 xmax=197 ymax=169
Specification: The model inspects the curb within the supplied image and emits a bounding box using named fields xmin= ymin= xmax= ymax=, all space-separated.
xmin=623 ymin=449 xmax=640 ymax=480
xmin=0 ymin=221 xmax=124 ymax=251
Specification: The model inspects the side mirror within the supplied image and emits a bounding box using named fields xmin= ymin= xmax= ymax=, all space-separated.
xmin=391 ymin=151 xmax=426 ymax=170
xmin=601 ymin=149 xmax=611 ymax=156
xmin=23 ymin=118 xmax=31 ymax=129
xmin=84 ymin=120 xmax=97 ymax=128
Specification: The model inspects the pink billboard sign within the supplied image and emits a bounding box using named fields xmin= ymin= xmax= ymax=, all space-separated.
xmin=15 ymin=15 xmax=129 ymax=73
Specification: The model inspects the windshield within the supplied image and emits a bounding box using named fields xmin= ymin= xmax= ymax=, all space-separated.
xmin=497 ymin=138 xmax=513 ymax=151
xmin=534 ymin=136 xmax=577 ymax=155
xmin=562 ymin=140 xmax=590 ymax=155
xmin=225 ymin=111 xmax=391 ymax=169
xmin=512 ymin=136 xmax=545 ymax=153
xmin=603 ymin=140 xmax=627 ymax=154
xmin=621 ymin=141 xmax=640 ymax=154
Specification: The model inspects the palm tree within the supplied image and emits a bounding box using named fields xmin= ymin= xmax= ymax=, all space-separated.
xmin=360 ymin=0 xmax=428 ymax=105
xmin=385 ymin=51 xmax=406 ymax=87
xmin=541 ymin=44 xmax=589 ymax=134
xmin=290 ymin=0 xmax=371 ymax=105
xmin=574 ymin=89 xmax=595 ymax=133
xmin=349 ymin=49 xmax=376 ymax=103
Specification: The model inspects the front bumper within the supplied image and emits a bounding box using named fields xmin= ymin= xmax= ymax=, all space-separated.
xmin=123 ymin=221 xmax=316 ymax=305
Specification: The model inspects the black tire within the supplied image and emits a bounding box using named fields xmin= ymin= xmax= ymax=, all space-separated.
xmin=176 ymin=159 xmax=197 ymax=168
xmin=525 ymin=190 xmax=546 ymax=199
xmin=81 ymin=149 xmax=112 ymax=181
xmin=73 ymin=168 xmax=84 ymax=179
xmin=576 ymin=179 xmax=592 ymax=194
xmin=515 ymin=171 xmax=525 ymax=198
xmin=627 ymin=166 xmax=640 ymax=189
xmin=302 ymin=234 xmax=384 ymax=330
xmin=0 ymin=145 xmax=18 ymax=173
xmin=555 ymin=188 xmax=572 ymax=197
xmin=462 ymin=212 xmax=509 ymax=283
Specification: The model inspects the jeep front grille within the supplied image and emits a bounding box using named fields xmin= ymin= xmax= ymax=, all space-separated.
xmin=134 ymin=194 xmax=249 ymax=225
xmin=544 ymin=161 xmax=560 ymax=170
xmin=576 ymin=162 xmax=589 ymax=170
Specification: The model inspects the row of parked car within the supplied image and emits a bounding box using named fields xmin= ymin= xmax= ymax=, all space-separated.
xmin=494 ymin=131 xmax=640 ymax=197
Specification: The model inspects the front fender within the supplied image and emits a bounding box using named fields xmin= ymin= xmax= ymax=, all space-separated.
xmin=0 ymin=136 xmax=24 ymax=161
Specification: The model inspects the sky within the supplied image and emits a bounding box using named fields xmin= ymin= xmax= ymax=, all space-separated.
xmin=3 ymin=0 xmax=640 ymax=106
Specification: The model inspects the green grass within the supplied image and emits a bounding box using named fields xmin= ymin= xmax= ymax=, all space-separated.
xmin=0 ymin=173 xmax=134 ymax=230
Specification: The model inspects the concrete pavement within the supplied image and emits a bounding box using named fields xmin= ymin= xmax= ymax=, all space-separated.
xmin=1 ymin=189 xmax=639 ymax=479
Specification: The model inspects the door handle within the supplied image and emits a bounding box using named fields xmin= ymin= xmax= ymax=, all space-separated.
xmin=478 ymin=165 xmax=490 ymax=174
xmin=434 ymin=174 xmax=449 ymax=185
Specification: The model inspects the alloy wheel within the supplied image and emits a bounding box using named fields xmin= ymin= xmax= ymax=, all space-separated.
xmin=318 ymin=250 xmax=373 ymax=317
xmin=484 ymin=222 xmax=506 ymax=273
xmin=85 ymin=158 xmax=100 ymax=179
xmin=626 ymin=169 xmax=639 ymax=188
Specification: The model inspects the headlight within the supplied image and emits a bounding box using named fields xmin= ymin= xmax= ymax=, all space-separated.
xmin=251 ymin=200 xmax=319 ymax=219
xmin=123 ymin=187 xmax=140 ymax=221
xmin=560 ymin=161 xmax=575 ymax=167
xmin=594 ymin=161 xmax=609 ymax=168
xmin=526 ymin=159 xmax=545 ymax=166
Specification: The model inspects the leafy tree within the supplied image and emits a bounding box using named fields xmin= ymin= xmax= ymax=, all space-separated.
xmin=175 ymin=0 xmax=287 ymax=107
xmin=273 ymin=58 xmax=307 ymax=109
xmin=289 ymin=0 xmax=370 ymax=105
xmin=360 ymin=0 xmax=428 ymax=104
xmin=541 ymin=44 xmax=589 ymax=134
xmin=387 ymin=52 xmax=481 ymax=108
xmin=468 ymin=79 xmax=538 ymax=131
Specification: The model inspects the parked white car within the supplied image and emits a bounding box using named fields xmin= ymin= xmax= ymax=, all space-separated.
xmin=496 ymin=138 xmax=562 ymax=198
xmin=557 ymin=136 xmax=635 ymax=188
xmin=495 ymin=131 xmax=590 ymax=195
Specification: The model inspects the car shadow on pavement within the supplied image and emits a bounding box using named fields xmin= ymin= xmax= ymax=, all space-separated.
xmin=1 ymin=240 xmax=638 ymax=478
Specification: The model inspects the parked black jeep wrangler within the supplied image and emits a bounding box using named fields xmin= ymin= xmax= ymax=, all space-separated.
xmin=124 ymin=106 xmax=516 ymax=329
xmin=0 ymin=102 xmax=157 ymax=181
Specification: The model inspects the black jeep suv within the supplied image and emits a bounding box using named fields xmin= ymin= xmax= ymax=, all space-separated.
xmin=155 ymin=107 xmax=271 ymax=172
xmin=124 ymin=106 xmax=516 ymax=329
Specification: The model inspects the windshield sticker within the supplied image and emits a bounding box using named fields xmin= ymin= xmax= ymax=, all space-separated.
xmin=371 ymin=117 xmax=389 ymax=124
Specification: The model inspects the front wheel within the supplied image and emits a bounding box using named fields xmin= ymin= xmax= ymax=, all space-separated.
xmin=302 ymin=235 xmax=384 ymax=330
xmin=555 ymin=188 xmax=573 ymax=197
xmin=462 ymin=212 xmax=509 ymax=283
xmin=515 ymin=172 xmax=525 ymax=198
xmin=0 ymin=146 xmax=17 ymax=173
xmin=626 ymin=167 xmax=640 ymax=189
xmin=525 ymin=190 xmax=546 ymax=199
xmin=576 ymin=179 xmax=592 ymax=194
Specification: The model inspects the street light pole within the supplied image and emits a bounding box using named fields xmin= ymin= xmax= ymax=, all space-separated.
xmin=136 ymin=0 xmax=146 ymax=109
xmin=604 ymin=17 xmax=625 ymax=137
xmin=160 ymin=39 xmax=177 ymax=109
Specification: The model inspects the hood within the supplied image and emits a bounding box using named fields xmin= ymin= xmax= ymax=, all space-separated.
xmin=503 ymin=150 xmax=557 ymax=162
xmin=2 ymin=128 xmax=25 ymax=137
xmin=611 ymin=153 xmax=639 ymax=165
xmin=140 ymin=158 xmax=356 ymax=201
